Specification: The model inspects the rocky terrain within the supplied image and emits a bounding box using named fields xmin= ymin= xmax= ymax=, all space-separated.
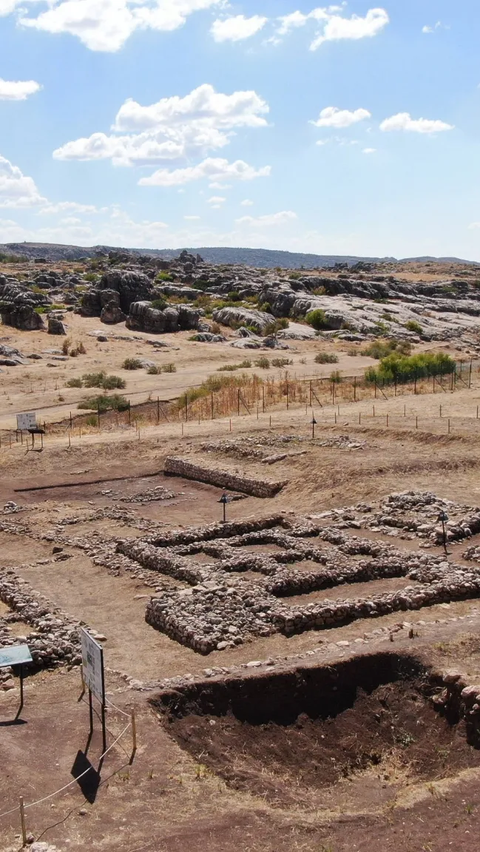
xmin=1 ymin=248 xmax=480 ymax=353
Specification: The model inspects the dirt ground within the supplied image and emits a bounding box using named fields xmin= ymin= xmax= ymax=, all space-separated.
xmin=2 ymin=261 xmax=480 ymax=851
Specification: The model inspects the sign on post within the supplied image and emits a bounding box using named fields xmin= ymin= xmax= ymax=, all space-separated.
xmin=16 ymin=412 xmax=37 ymax=432
xmin=80 ymin=628 xmax=105 ymax=704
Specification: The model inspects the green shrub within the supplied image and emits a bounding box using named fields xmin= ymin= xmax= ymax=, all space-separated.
xmin=123 ymin=358 xmax=143 ymax=370
xmin=329 ymin=370 xmax=342 ymax=384
xmin=102 ymin=374 xmax=126 ymax=390
xmin=264 ymin=318 xmax=289 ymax=336
xmin=66 ymin=378 xmax=83 ymax=388
xmin=83 ymin=272 xmax=98 ymax=282
xmin=81 ymin=371 xmax=125 ymax=389
xmin=315 ymin=352 xmax=339 ymax=364
xmin=271 ymin=357 xmax=292 ymax=367
xmin=227 ymin=291 xmax=241 ymax=301
xmin=82 ymin=371 xmax=107 ymax=388
xmin=150 ymin=298 xmax=167 ymax=311
xmin=365 ymin=352 xmax=455 ymax=386
xmin=288 ymin=272 xmax=301 ymax=280
xmin=255 ymin=356 xmax=270 ymax=369
xmin=217 ymin=359 xmax=252 ymax=372
xmin=405 ymin=320 xmax=423 ymax=335
xmin=163 ymin=362 xmax=177 ymax=373
xmin=306 ymin=309 xmax=327 ymax=330
xmin=156 ymin=271 xmax=173 ymax=282
xmin=78 ymin=394 xmax=130 ymax=412
xmin=362 ymin=339 xmax=412 ymax=359
xmin=147 ymin=365 xmax=162 ymax=375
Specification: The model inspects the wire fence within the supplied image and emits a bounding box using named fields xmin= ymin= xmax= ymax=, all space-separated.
xmin=0 ymin=691 xmax=136 ymax=843
xmin=1 ymin=360 xmax=477 ymax=446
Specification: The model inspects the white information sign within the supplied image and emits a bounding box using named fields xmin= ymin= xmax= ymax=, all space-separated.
xmin=80 ymin=628 xmax=105 ymax=704
xmin=16 ymin=412 xmax=37 ymax=431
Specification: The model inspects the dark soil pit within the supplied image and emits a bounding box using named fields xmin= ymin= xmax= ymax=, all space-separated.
xmin=154 ymin=652 xmax=480 ymax=807
xmin=282 ymin=576 xmax=422 ymax=605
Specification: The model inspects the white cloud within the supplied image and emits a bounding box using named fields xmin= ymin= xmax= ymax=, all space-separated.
xmin=53 ymin=84 xmax=269 ymax=167
xmin=113 ymin=84 xmax=268 ymax=132
xmin=310 ymin=7 xmax=389 ymax=50
xmin=139 ymin=157 xmax=271 ymax=187
xmin=39 ymin=200 xmax=98 ymax=214
xmin=208 ymin=181 xmax=231 ymax=189
xmin=17 ymin=0 xmax=224 ymax=52
xmin=207 ymin=195 xmax=226 ymax=207
xmin=277 ymin=10 xmax=310 ymax=36
xmin=468 ymin=222 xmax=480 ymax=230
xmin=0 ymin=154 xmax=45 ymax=208
xmin=235 ymin=210 xmax=297 ymax=227
xmin=240 ymin=199 xmax=254 ymax=206
xmin=211 ymin=14 xmax=267 ymax=42
xmin=311 ymin=106 xmax=371 ymax=128
xmin=362 ymin=147 xmax=376 ymax=154
xmin=380 ymin=112 xmax=454 ymax=134
xmin=59 ymin=216 xmax=82 ymax=225
xmin=271 ymin=6 xmax=389 ymax=50
xmin=422 ymin=21 xmax=447 ymax=34
xmin=0 ymin=78 xmax=41 ymax=100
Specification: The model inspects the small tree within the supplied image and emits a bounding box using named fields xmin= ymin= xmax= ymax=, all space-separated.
xmin=306 ymin=309 xmax=327 ymax=331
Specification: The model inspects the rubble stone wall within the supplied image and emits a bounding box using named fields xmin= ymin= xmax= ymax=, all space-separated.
xmin=164 ymin=456 xmax=288 ymax=498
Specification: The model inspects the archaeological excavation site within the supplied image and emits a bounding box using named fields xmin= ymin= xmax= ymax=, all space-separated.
xmin=2 ymin=251 xmax=480 ymax=852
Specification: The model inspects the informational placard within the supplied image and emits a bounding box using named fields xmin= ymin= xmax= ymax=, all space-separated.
xmin=0 ymin=644 xmax=32 ymax=668
xmin=16 ymin=412 xmax=37 ymax=431
xmin=80 ymin=628 xmax=105 ymax=704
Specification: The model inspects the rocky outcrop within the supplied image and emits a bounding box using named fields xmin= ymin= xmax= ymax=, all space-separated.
xmin=1 ymin=304 xmax=44 ymax=330
xmin=212 ymin=306 xmax=273 ymax=333
xmin=0 ymin=344 xmax=29 ymax=366
xmin=126 ymin=301 xmax=203 ymax=334
xmin=81 ymin=269 xmax=155 ymax=316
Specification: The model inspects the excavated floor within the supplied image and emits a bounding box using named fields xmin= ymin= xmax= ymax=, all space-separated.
xmin=155 ymin=652 xmax=480 ymax=807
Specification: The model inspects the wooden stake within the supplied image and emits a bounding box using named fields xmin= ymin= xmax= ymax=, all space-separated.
xmin=19 ymin=797 xmax=27 ymax=847
xmin=131 ymin=708 xmax=137 ymax=761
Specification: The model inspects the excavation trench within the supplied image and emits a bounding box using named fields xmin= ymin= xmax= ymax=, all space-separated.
xmin=154 ymin=653 xmax=480 ymax=805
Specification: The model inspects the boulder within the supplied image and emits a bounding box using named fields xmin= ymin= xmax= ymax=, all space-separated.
xmin=126 ymin=301 xmax=203 ymax=334
xmin=100 ymin=302 xmax=126 ymax=325
xmin=0 ymin=344 xmax=28 ymax=365
xmin=47 ymin=316 xmax=67 ymax=335
xmin=212 ymin=307 xmax=272 ymax=333
xmin=1 ymin=304 xmax=44 ymax=331
xmin=80 ymin=290 xmax=101 ymax=317
xmin=98 ymin=269 xmax=154 ymax=312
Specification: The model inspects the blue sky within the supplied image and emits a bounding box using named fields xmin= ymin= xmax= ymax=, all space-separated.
xmin=0 ymin=0 xmax=479 ymax=259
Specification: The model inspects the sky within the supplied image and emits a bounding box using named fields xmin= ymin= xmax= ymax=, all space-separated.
xmin=0 ymin=0 xmax=479 ymax=259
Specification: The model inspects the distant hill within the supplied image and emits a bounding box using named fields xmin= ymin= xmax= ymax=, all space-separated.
xmin=0 ymin=242 xmax=478 ymax=269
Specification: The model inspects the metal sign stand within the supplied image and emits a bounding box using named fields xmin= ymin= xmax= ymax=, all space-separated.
xmin=27 ymin=427 xmax=45 ymax=452
xmin=218 ymin=492 xmax=231 ymax=523
xmin=0 ymin=645 xmax=32 ymax=719
xmin=80 ymin=629 xmax=107 ymax=754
